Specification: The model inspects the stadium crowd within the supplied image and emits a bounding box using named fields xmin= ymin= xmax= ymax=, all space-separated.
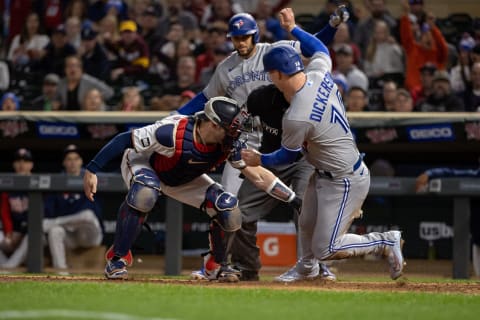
xmin=0 ymin=0 xmax=479 ymax=112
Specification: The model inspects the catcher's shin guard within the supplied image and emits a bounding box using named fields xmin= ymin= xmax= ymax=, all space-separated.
xmin=112 ymin=201 xmax=147 ymax=258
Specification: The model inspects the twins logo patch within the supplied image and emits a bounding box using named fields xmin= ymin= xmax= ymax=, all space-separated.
xmin=141 ymin=137 xmax=150 ymax=147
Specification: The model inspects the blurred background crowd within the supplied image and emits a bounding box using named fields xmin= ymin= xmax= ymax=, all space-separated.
xmin=0 ymin=0 xmax=479 ymax=113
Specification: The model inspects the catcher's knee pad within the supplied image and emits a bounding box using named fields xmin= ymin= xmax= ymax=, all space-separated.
xmin=126 ymin=169 xmax=161 ymax=213
xmin=203 ymin=183 xmax=241 ymax=232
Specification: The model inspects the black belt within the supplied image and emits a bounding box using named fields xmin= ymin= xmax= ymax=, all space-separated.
xmin=317 ymin=154 xmax=364 ymax=179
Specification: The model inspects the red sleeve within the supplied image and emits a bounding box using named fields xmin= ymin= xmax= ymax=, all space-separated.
xmin=430 ymin=25 xmax=449 ymax=69
xmin=400 ymin=15 xmax=415 ymax=52
xmin=0 ymin=192 xmax=13 ymax=235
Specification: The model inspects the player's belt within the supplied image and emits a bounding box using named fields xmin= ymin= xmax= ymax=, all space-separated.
xmin=316 ymin=154 xmax=364 ymax=179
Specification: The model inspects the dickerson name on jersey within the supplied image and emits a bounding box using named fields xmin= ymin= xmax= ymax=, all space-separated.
xmin=310 ymin=72 xmax=334 ymax=122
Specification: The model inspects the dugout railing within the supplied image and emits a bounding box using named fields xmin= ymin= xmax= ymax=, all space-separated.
xmin=0 ymin=173 xmax=478 ymax=279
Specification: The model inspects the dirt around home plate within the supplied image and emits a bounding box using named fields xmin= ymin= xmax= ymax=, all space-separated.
xmin=1 ymin=257 xmax=479 ymax=294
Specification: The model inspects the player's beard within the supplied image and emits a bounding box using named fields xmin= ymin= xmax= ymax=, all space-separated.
xmin=236 ymin=43 xmax=255 ymax=58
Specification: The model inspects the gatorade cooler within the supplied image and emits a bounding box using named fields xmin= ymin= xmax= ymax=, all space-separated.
xmin=256 ymin=221 xmax=297 ymax=266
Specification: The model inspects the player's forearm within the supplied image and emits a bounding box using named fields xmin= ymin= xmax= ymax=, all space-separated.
xmin=176 ymin=92 xmax=208 ymax=115
xmin=313 ymin=24 xmax=337 ymax=47
xmin=242 ymin=166 xmax=296 ymax=203
xmin=86 ymin=131 xmax=133 ymax=174
xmin=292 ymin=26 xmax=329 ymax=58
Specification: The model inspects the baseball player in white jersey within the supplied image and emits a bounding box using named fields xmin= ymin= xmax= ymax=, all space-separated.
xmin=177 ymin=10 xmax=346 ymax=195
xmin=242 ymin=8 xmax=406 ymax=282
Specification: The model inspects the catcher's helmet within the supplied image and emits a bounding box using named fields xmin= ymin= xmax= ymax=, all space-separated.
xmin=227 ymin=13 xmax=259 ymax=43
xmin=197 ymin=96 xmax=247 ymax=138
xmin=263 ymin=45 xmax=304 ymax=75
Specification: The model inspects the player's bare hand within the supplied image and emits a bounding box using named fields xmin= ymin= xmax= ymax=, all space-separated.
xmin=415 ymin=173 xmax=429 ymax=193
xmin=278 ymin=8 xmax=296 ymax=32
xmin=241 ymin=149 xmax=262 ymax=167
xmin=83 ymin=169 xmax=98 ymax=201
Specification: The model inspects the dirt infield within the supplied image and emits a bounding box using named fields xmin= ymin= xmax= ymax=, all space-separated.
xmin=0 ymin=273 xmax=479 ymax=295
xmin=1 ymin=257 xmax=479 ymax=295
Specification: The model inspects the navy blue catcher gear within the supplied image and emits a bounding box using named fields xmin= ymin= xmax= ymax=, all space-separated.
xmin=263 ymin=45 xmax=304 ymax=75
xmin=202 ymin=183 xmax=241 ymax=232
xmin=227 ymin=13 xmax=259 ymax=43
xmin=126 ymin=168 xmax=161 ymax=212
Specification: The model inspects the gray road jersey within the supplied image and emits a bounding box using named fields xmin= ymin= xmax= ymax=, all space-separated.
xmin=282 ymin=52 xmax=360 ymax=175
xmin=203 ymin=41 xmax=298 ymax=107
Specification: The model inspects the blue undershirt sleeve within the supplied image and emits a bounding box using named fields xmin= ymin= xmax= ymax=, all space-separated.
xmin=86 ymin=131 xmax=133 ymax=174
xmin=260 ymin=147 xmax=300 ymax=167
xmin=293 ymin=26 xmax=329 ymax=58
xmin=176 ymin=92 xmax=208 ymax=115
xmin=314 ymin=24 xmax=337 ymax=47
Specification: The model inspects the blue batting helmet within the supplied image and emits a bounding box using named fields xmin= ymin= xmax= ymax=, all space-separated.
xmin=227 ymin=13 xmax=259 ymax=43
xmin=263 ymin=46 xmax=304 ymax=75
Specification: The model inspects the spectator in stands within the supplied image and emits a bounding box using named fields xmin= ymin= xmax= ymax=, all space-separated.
xmin=363 ymin=20 xmax=405 ymax=81
xmin=64 ymin=0 xmax=90 ymax=26
xmin=253 ymin=0 xmax=289 ymax=42
xmin=302 ymin=0 xmax=340 ymax=34
xmin=29 ymin=73 xmax=62 ymax=111
xmin=65 ymin=16 xmax=83 ymax=51
xmin=411 ymin=62 xmax=436 ymax=106
xmin=330 ymin=22 xmax=361 ymax=70
xmin=416 ymin=70 xmax=465 ymax=112
xmin=463 ymin=62 xmax=480 ymax=112
xmin=42 ymin=0 xmax=64 ymax=34
xmin=38 ymin=24 xmax=77 ymax=76
xmin=154 ymin=22 xmax=185 ymax=63
xmin=43 ymin=144 xmax=103 ymax=275
xmin=408 ymin=0 xmax=426 ymax=25
xmin=149 ymin=56 xmax=202 ymax=111
xmin=137 ymin=5 xmax=163 ymax=56
xmin=58 ymin=55 xmax=114 ymax=110
xmin=1 ymin=92 xmax=20 ymax=111
xmin=7 ymin=12 xmax=49 ymax=70
xmin=352 ymin=0 xmax=397 ymax=57
xmin=399 ymin=1 xmax=448 ymax=91
xmin=105 ymin=0 xmax=129 ymax=21
xmin=128 ymin=0 xmax=154 ymax=23
xmin=97 ymin=14 xmax=121 ymax=61
xmin=0 ymin=148 xmax=34 ymax=269
xmin=450 ymin=35 xmax=476 ymax=96
xmin=195 ymin=21 xmax=229 ymax=83
xmin=345 ymin=86 xmax=369 ymax=112
xmin=199 ymin=42 xmax=232 ymax=87
xmin=200 ymin=0 xmax=238 ymax=27
xmin=334 ymin=44 xmax=369 ymax=92
xmin=105 ymin=20 xmax=150 ymax=83
xmin=158 ymin=0 xmax=199 ymax=41
xmin=83 ymin=88 xmax=109 ymax=111
xmin=116 ymin=86 xmax=145 ymax=111
xmin=392 ymin=88 xmax=415 ymax=112
xmin=381 ymin=80 xmax=399 ymax=111
xmin=332 ymin=72 xmax=349 ymax=99
xmin=79 ymin=26 xmax=111 ymax=82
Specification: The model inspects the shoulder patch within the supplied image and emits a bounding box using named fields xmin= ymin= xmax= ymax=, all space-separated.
xmin=155 ymin=124 xmax=175 ymax=148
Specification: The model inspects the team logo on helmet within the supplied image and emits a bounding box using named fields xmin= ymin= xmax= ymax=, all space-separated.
xmin=233 ymin=19 xmax=244 ymax=29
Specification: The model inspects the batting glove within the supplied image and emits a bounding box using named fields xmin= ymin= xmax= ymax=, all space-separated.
xmin=329 ymin=5 xmax=350 ymax=28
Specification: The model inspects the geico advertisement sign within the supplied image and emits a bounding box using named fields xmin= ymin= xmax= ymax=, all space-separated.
xmin=419 ymin=222 xmax=453 ymax=241
xmin=407 ymin=124 xmax=454 ymax=141
xmin=37 ymin=122 xmax=79 ymax=138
